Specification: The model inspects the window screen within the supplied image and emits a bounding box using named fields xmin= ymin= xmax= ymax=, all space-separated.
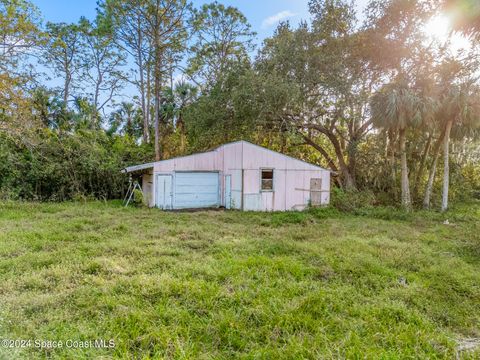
xmin=261 ymin=169 xmax=273 ymax=191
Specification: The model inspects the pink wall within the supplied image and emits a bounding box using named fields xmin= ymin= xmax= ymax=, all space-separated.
xmin=150 ymin=141 xmax=330 ymax=211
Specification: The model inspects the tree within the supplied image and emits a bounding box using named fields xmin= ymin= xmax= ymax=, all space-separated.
xmin=102 ymin=0 xmax=188 ymax=157
xmin=0 ymin=0 xmax=41 ymax=73
xmin=255 ymin=1 xmax=377 ymax=190
xmin=31 ymin=87 xmax=74 ymax=130
xmin=42 ymin=22 xmax=84 ymax=108
xmin=443 ymin=0 xmax=480 ymax=40
xmin=71 ymin=97 xmax=97 ymax=130
xmin=371 ymin=78 xmax=436 ymax=210
xmin=422 ymin=58 xmax=480 ymax=210
xmin=108 ymin=102 xmax=143 ymax=138
xmin=187 ymin=1 xmax=255 ymax=89
xmin=365 ymin=0 xmax=448 ymax=208
xmin=173 ymin=81 xmax=197 ymax=152
xmin=184 ymin=59 xmax=302 ymax=154
xmin=101 ymin=0 xmax=155 ymax=144
xmin=438 ymin=84 xmax=480 ymax=211
xmin=135 ymin=0 xmax=188 ymax=161
xmin=78 ymin=17 xmax=126 ymax=126
xmin=0 ymin=0 xmax=42 ymax=140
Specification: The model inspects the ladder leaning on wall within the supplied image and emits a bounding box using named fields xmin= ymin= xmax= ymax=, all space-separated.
xmin=123 ymin=176 xmax=143 ymax=207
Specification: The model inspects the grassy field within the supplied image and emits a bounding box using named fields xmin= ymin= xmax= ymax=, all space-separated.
xmin=0 ymin=201 xmax=479 ymax=359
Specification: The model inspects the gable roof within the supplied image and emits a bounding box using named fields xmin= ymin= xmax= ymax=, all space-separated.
xmin=121 ymin=140 xmax=330 ymax=173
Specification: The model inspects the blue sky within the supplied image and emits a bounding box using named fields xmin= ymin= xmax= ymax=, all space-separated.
xmin=33 ymin=0 xmax=370 ymax=44
xmin=32 ymin=0 xmax=370 ymax=113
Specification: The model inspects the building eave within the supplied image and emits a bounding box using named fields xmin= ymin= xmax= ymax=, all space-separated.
xmin=121 ymin=162 xmax=155 ymax=173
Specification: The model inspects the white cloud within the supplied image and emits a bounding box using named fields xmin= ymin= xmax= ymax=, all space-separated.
xmin=261 ymin=10 xmax=297 ymax=29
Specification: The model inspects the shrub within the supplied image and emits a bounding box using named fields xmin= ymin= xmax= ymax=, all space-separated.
xmin=0 ymin=131 xmax=153 ymax=201
xmin=307 ymin=206 xmax=342 ymax=219
xmin=331 ymin=188 xmax=376 ymax=212
xmin=270 ymin=212 xmax=309 ymax=226
xmin=132 ymin=189 xmax=145 ymax=207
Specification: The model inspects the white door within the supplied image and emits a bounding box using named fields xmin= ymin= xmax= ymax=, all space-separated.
xmin=156 ymin=175 xmax=172 ymax=209
xmin=224 ymin=175 xmax=231 ymax=209
xmin=173 ymin=172 xmax=219 ymax=209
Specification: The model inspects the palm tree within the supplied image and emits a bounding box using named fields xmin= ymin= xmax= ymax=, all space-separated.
xmin=443 ymin=0 xmax=480 ymax=40
xmin=371 ymin=78 xmax=436 ymax=210
xmin=438 ymin=84 xmax=480 ymax=211
xmin=108 ymin=102 xmax=142 ymax=138
xmin=174 ymin=81 xmax=197 ymax=152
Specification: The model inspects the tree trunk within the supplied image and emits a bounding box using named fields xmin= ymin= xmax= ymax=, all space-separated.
xmin=153 ymin=41 xmax=162 ymax=161
xmin=346 ymin=137 xmax=358 ymax=189
xmin=441 ymin=120 xmax=453 ymax=212
xmin=93 ymin=76 xmax=101 ymax=127
xmin=301 ymin=124 xmax=358 ymax=190
xmin=342 ymin=168 xmax=356 ymax=191
xmin=301 ymin=134 xmax=338 ymax=173
xmin=301 ymin=134 xmax=343 ymax=188
xmin=140 ymin=67 xmax=149 ymax=143
xmin=177 ymin=114 xmax=186 ymax=153
xmin=413 ymin=133 xmax=432 ymax=200
xmin=146 ymin=60 xmax=152 ymax=142
xmin=399 ymin=128 xmax=411 ymax=210
xmin=423 ymin=127 xmax=446 ymax=209
xmin=328 ymin=133 xmax=356 ymax=190
xmin=137 ymin=22 xmax=149 ymax=144
xmin=63 ymin=72 xmax=71 ymax=108
xmin=423 ymin=154 xmax=439 ymax=209
xmin=388 ymin=129 xmax=398 ymax=201
xmin=139 ymin=58 xmax=149 ymax=143
xmin=154 ymin=83 xmax=161 ymax=161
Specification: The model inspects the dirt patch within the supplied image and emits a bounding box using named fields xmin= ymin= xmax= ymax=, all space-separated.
xmin=456 ymin=338 xmax=480 ymax=359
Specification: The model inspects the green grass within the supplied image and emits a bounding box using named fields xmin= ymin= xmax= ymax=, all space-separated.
xmin=0 ymin=201 xmax=479 ymax=359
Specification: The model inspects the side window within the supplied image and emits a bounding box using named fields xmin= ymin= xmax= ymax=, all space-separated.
xmin=261 ymin=169 xmax=274 ymax=191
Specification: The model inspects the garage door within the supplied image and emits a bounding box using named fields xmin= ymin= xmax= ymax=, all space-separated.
xmin=174 ymin=172 xmax=220 ymax=209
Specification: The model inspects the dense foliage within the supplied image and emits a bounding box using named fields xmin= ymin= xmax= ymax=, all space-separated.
xmin=1 ymin=0 xmax=479 ymax=209
xmin=0 ymin=131 xmax=151 ymax=201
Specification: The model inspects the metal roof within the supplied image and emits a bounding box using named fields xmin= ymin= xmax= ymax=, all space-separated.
xmin=121 ymin=140 xmax=331 ymax=173
xmin=121 ymin=162 xmax=155 ymax=173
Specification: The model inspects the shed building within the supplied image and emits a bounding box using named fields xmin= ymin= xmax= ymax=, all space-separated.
xmin=122 ymin=141 xmax=330 ymax=211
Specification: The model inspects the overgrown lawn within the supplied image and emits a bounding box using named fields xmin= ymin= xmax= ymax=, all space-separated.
xmin=0 ymin=201 xmax=479 ymax=359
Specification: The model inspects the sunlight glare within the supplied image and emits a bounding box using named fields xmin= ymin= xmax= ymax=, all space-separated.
xmin=424 ymin=15 xmax=450 ymax=43
xmin=423 ymin=14 xmax=471 ymax=54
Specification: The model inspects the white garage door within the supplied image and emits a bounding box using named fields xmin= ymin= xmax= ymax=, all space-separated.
xmin=174 ymin=172 xmax=220 ymax=209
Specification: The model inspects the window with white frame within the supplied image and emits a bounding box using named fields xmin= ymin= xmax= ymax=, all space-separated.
xmin=261 ymin=169 xmax=274 ymax=191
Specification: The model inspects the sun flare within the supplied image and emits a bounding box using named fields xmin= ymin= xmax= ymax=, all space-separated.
xmin=424 ymin=15 xmax=451 ymax=42
xmin=423 ymin=14 xmax=471 ymax=53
